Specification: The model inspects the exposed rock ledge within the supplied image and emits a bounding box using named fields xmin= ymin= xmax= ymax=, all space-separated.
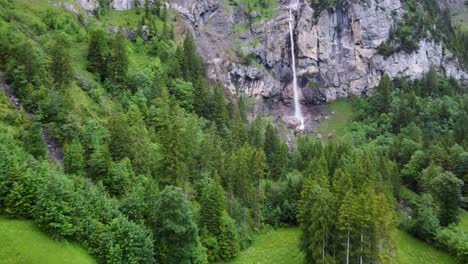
xmin=73 ymin=0 xmax=467 ymax=105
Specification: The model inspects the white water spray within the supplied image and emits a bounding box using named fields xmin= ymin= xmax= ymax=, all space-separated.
xmin=288 ymin=1 xmax=304 ymax=130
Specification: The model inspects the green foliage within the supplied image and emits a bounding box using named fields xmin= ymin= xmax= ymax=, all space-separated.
xmin=396 ymin=230 xmax=457 ymax=264
xmin=378 ymin=0 xmax=467 ymax=66
xmin=107 ymin=29 xmax=128 ymax=89
xmin=429 ymin=172 xmax=464 ymax=226
xmin=64 ymin=139 xmax=85 ymax=176
xmin=231 ymin=0 xmax=279 ymax=21
xmin=153 ymin=186 xmax=206 ymax=264
xmin=409 ymin=194 xmax=440 ymax=241
xmin=49 ymin=35 xmax=74 ymax=89
xmin=218 ymin=211 xmax=241 ymax=261
xmin=87 ymin=27 xmax=108 ymax=81
xmin=199 ymin=179 xmax=227 ymax=236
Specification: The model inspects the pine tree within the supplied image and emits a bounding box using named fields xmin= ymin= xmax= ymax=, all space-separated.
xmin=429 ymin=171 xmax=463 ymax=226
xmin=155 ymin=87 xmax=200 ymax=186
xmin=305 ymin=154 xmax=329 ymax=186
xmin=108 ymin=112 xmax=131 ymax=162
xmin=49 ymin=36 xmax=73 ymax=89
xmin=153 ymin=186 xmax=205 ymax=264
xmin=108 ymin=29 xmax=128 ymax=87
xmin=193 ymin=77 xmax=209 ymax=118
xmin=209 ymin=84 xmax=228 ymax=128
xmin=270 ymin=141 xmax=289 ymax=180
xmin=238 ymin=96 xmax=248 ymax=123
xmin=371 ymin=74 xmax=392 ymax=114
xmin=230 ymin=108 xmax=248 ymax=148
xmin=104 ymin=158 xmax=133 ymax=197
xmin=338 ymin=191 xmax=358 ymax=264
xmin=199 ymin=179 xmax=227 ymax=236
xmin=249 ymin=116 xmax=264 ymax=148
xmin=200 ymin=124 xmax=224 ymax=176
xmin=87 ymin=27 xmax=108 ymax=80
xmin=249 ymin=148 xmax=268 ymax=229
xmin=298 ymin=179 xmax=337 ymax=263
xmin=64 ymin=139 xmax=85 ymax=176
xmin=182 ymin=33 xmax=201 ymax=81
xmin=218 ymin=211 xmax=240 ymax=261
xmin=87 ymin=144 xmax=111 ymax=180
xmin=264 ymin=123 xmax=279 ymax=162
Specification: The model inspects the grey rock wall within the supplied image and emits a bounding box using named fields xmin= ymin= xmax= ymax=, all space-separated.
xmin=74 ymin=0 xmax=468 ymax=105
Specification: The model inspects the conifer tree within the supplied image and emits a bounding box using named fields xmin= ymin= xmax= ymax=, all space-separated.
xmin=209 ymin=84 xmax=228 ymax=128
xmin=264 ymin=123 xmax=279 ymax=162
xmin=49 ymin=36 xmax=73 ymax=89
xmin=429 ymin=171 xmax=463 ymax=226
xmin=298 ymin=179 xmax=337 ymax=263
xmin=153 ymin=186 xmax=206 ymax=264
xmin=108 ymin=30 xmax=128 ymax=87
xmin=218 ymin=212 xmax=240 ymax=261
xmin=200 ymin=124 xmax=224 ymax=176
xmin=249 ymin=116 xmax=264 ymax=148
xmin=87 ymin=27 xmax=108 ymax=80
xmin=270 ymin=141 xmax=289 ymax=180
xmin=230 ymin=108 xmax=248 ymax=148
xmin=193 ymin=77 xmax=209 ymax=118
xmin=199 ymin=179 xmax=227 ymax=236
xmin=338 ymin=191 xmax=359 ymax=264
xmin=87 ymin=144 xmax=111 ymax=180
xmin=108 ymin=112 xmax=131 ymax=162
xmin=371 ymin=74 xmax=392 ymax=114
xmin=64 ymin=139 xmax=85 ymax=176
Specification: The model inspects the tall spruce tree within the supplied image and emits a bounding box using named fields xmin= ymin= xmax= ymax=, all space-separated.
xmin=49 ymin=36 xmax=73 ymax=89
xmin=298 ymin=179 xmax=337 ymax=263
xmin=153 ymin=186 xmax=207 ymax=264
xmin=108 ymin=29 xmax=128 ymax=87
xmin=87 ymin=27 xmax=108 ymax=80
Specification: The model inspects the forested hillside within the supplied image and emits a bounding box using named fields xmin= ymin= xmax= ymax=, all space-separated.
xmin=0 ymin=0 xmax=466 ymax=264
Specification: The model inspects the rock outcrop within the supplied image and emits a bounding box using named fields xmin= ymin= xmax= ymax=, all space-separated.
xmin=74 ymin=0 xmax=99 ymax=12
xmin=170 ymin=0 xmax=467 ymax=105
xmin=72 ymin=0 xmax=148 ymax=12
xmin=73 ymin=0 xmax=467 ymax=105
xmin=438 ymin=0 xmax=466 ymax=12
xmin=111 ymin=0 xmax=146 ymax=11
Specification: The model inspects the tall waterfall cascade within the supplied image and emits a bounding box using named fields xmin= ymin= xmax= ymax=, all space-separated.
xmin=288 ymin=0 xmax=304 ymax=130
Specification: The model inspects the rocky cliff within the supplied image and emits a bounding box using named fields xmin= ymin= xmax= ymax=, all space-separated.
xmin=74 ymin=0 xmax=467 ymax=106
xmin=167 ymin=0 xmax=467 ymax=107
xmin=72 ymin=0 xmax=147 ymax=12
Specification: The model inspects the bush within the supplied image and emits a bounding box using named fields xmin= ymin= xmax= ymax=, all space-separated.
xmin=434 ymin=226 xmax=468 ymax=264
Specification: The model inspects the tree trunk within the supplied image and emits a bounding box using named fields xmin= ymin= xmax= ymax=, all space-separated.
xmin=346 ymin=231 xmax=350 ymax=264
xmin=322 ymin=235 xmax=325 ymax=262
xmin=360 ymin=231 xmax=363 ymax=264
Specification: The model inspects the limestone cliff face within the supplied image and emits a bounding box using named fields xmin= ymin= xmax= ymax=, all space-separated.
xmin=73 ymin=0 xmax=147 ymax=11
xmin=167 ymin=0 xmax=467 ymax=105
xmin=75 ymin=0 xmax=467 ymax=104
xmin=74 ymin=0 xmax=99 ymax=12
xmin=111 ymin=0 xmax=146 ymax=11
xmin=438 ymin=0 xmax=466 ymax=12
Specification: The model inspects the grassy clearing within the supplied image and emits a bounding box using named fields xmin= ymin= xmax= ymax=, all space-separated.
xmin=452 ymin=11 xmax=468 ymax=32
xmin=0 ymin=217 xmax=95 ymax=264
xmin=227 ymin=227 xmax=457 ymax=264
xmin=458 ymin=211 xmax=468 ymax=232
xmin=316 ymin=100 xmax=354 ymax=139
xmin=228 ymin=228 xmax=303 ymax=264
xmin=395 ymin=230 xmax=456 ymax=264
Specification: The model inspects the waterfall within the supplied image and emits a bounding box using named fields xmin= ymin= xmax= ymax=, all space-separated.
xmin=288 ymin=2 xmax=304 ymax=130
